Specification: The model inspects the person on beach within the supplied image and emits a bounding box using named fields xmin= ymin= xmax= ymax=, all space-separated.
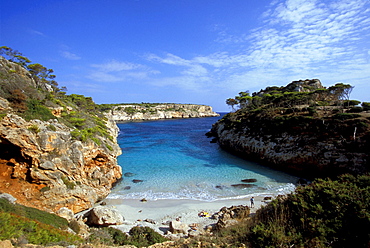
xmin=250 ymin=197 xmax=255 ymax=208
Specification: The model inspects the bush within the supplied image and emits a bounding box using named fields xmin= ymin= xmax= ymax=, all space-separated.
xmin=23 ymin=99 xmax=56 ymax=121
xmin=246 ymin=174 xmax=370 ymax=248
xmin=128 ymin=226 xmax=168 ymax=247
xmin=28 ymin=124 xmax=40 ymax=133
xmin=0 ymin=198 xmax=81 ymax=246
xmin=362 ymin=102 xmax=370 ymax=111
xmin=347 ymin=106 xmax=363 ymax=113
xmin=333 ymin=113 xmax=361 ymax=120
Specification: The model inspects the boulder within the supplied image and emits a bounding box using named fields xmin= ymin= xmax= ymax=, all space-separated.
xmin=214 ymin=205 xmax=250 ymax=230
xmin=56 ymin=207 xmax=74 ymax=221
xmin=0 ymin=193 xmax=17 ymax=204
xmin=85 ymin=206 xmax=124 ymax=226
xmin=0 ymin=240 xmax=13 ymax=248
xmin=169 ymin=220 xmax=189 ymax=234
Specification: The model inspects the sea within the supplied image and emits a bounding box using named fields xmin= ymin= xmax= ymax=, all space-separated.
xmin=107 ymin=113 xmax=298 ymax=202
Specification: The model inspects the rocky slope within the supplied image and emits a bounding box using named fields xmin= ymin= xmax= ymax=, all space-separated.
xmin=0 ymin=55 xmax=122 ymax=213
xmin=110 ymin=103 xmax=219 ymax=122
xmin=208 ymin=79 xmax=370 ymax=179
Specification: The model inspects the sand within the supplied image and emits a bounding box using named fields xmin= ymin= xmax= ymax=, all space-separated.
xmin=104 ymin=196 xmax=268 ymax=235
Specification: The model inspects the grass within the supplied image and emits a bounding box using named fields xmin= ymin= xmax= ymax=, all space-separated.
xmin=0 ymin=198 xmax=81 ymax=246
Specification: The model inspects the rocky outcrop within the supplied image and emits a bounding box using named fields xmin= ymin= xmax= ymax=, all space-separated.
xmin=0 ymin=105 xmax=122 ymax=213
xmin=209 ymin=80 xmax=370 ymax=179
xmin=0 ymin=56 xmax=122 ymax=214
xmin=213 ymin=205 xmax=250 ymax=230
xmin=111 ymin=104 xmax=219 ymax=122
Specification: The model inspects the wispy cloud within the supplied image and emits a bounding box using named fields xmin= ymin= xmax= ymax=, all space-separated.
xmin=88 ymin=60 xmax=159 ymax=82
xmin=61 ymin=51 xmax=81 ymax=60
xmin=28 ymin=29 xmax=46 ymax=36
xmin=144 ymin=0 xmax=370 ymax=94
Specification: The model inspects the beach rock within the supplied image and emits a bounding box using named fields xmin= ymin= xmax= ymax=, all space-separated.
xmin=69 ymin=218 xmax=90 ymax=238
xmin=144 ymin=218 xmax=157 ymax=224
xmin=56 ymin=207 xmax=74 ymax=221
xmin=241 ymin=178 xmax=257 ymax=183
xmin=133 ymin=179 xmax=143 ymax=183
xmin=0 ymin=240 xmax=13 ymax=248
xmin=123 ymin=186 xmax=131 ymax=190
xmin=169 ymin=220 xmax=189 ymax=234
xmin=263 ymin=196 xmax=272 ymax=201
xmin=214 ymin=205 xmax=250 ymax=230
xmin=85 ymin=206 xmax=124 ymax=226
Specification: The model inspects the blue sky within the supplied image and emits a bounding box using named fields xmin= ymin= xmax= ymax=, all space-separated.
xmin=1 ymin=0 xmax=370 ymax=112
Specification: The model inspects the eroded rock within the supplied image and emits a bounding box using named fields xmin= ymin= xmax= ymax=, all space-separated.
xmin=85 ymin=206 xmax=125 ymax=226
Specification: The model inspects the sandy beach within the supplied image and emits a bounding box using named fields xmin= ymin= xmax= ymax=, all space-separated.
xmin=104 ymin=196 xmax=268 ymax=236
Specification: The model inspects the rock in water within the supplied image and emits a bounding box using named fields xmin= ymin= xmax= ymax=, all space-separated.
xmin=241 ymin=178 xmax=257 ymax=183
xmin=124 ymin=172 xmax=135 ymax=177
xmin=85 ymin=206 xmax=125 ymax=226
xmin=231 ymin=184 xmax=255 ymax=188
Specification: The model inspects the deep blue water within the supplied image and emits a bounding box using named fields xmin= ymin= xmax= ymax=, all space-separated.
xmin=108 ymin=114 xmax=298 ymax=201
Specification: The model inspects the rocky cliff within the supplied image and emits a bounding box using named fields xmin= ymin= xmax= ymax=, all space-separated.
xmin=110 ymin=103 xmax=219 ymax=122
xmin=0 ymin=55 xmax=122 ymax=213
xmin=208 ymin=79 xmax=370 ymax=179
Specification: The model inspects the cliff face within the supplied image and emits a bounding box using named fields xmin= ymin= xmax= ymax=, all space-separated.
xmin=111 ymin=104 xmax=219 ymax=122
xmin=209 ymin=80 xmax=370 ymax=179
xmin=0 ymin=56 xmax=122 ymax=213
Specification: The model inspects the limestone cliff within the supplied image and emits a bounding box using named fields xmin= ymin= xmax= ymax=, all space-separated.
xmin=0 ymin=56 xmax=122 ymax=213
xmin=208 ymin=79 xmax=370 ymax=179
xmin=110 ymin=103 xmax=219 ymax=122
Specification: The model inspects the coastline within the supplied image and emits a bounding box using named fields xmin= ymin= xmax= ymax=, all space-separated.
xmin=103 ymin=196 xmax=267 ymax=235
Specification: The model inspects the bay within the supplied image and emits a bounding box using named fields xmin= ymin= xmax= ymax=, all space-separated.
xmin=108 ymin=114 xmax=298 ymax=201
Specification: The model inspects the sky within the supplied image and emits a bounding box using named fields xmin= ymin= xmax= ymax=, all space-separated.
xmin=1 ymin=0 xmax=370 ymax=112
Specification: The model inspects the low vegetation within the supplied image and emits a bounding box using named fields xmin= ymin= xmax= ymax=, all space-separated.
xmin=0 ymin=197 xmax=168 ymax=247
xmin=184 ymin=174 xmax=370 ymax=248
xmin=0 ymin=198 xmax=81 ymax=246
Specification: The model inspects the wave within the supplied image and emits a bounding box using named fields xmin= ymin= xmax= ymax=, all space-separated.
xmin=107 ymin=183 xmax=297 ymax=202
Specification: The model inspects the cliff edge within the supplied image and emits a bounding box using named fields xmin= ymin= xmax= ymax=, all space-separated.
xmin=208 ymin=79 xmax=370 ymax=179
xmin=0 ymin=54 xmax=122 ymax=213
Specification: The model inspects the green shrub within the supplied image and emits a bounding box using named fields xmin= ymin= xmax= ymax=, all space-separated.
xmin=0 ymin=198 xmax=69 ymax=230
xmin=347 ymin=106 xmax=363 ymax=113
xmin=246 ymin=174 xmax=370 ymax=248
xmin=28 ymin=124 xmax=40 ymax=133
xmin=23 ymin=99 xmax=56 ymax=121
xmin=40 ymin=186 xmax=50 ymax=193
xmin=128 ymin=226 xmax=168 ymax=247
xmin=61 ymin=176 xmax=76 ymax=190
xmin=362 ymin=102 xmax=370 ymax=111
xmin=47 ymin=124 xmax=56 ymax=131
xmin=333 ymin=113 xmax=361 ymax=120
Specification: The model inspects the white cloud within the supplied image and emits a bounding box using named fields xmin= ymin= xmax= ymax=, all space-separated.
xmin=88 ymin=60 xmax=158 ymax=82
xmin=61 ymin=51 xmax=81 ymax=60
xmin=91 ymin=0 xmax=369 ymax=100
xmin=91 ymin=60 xmax=142 ymax=72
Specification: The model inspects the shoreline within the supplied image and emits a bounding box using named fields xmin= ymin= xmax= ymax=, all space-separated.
xmin=103 ymin=196 xmax=268 ymax=235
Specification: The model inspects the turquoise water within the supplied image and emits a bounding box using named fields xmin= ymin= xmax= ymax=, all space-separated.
xmin=108 ymin=114 xmax=298 ymax=201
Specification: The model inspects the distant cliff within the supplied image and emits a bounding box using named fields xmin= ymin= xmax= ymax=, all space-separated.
xmin=110 ymin=103 xmax=219 ymax=122
xmin=0 ymin=55 xmax=122 ymax=213
xmin=208 ymin=79 xmax=370 ymax=179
